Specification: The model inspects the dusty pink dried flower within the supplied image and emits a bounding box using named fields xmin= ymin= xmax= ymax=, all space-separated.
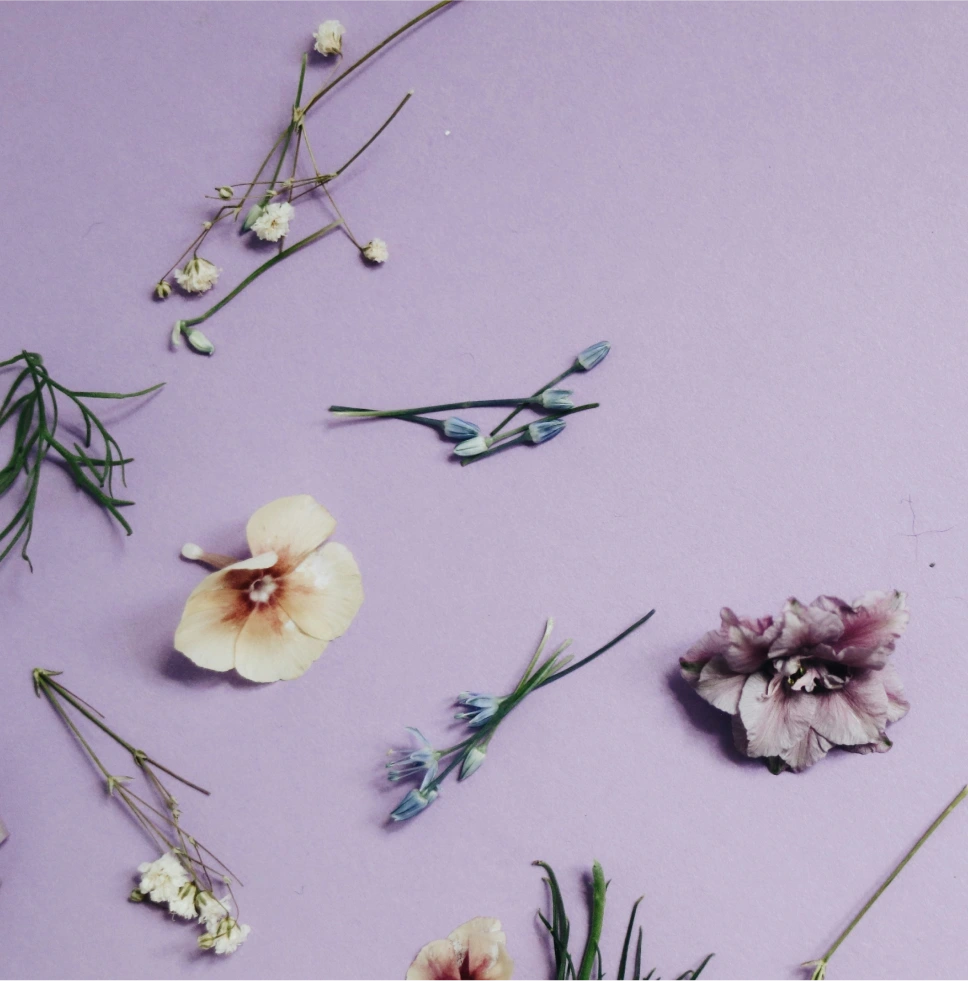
xmin=680 ymin=591 xmax=910 ymax=772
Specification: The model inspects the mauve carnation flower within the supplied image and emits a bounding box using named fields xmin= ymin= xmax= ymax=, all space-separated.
xmin=680 ymin=591 xmax=910 ymax=772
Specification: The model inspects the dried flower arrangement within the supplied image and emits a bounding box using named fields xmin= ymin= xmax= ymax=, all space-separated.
xmin=0 ymin=351 xmax=162 ymax=570
xmin=175 ymin=494 xmax=363 ymax=682
xmin=330 ymin=341 xmax=610 ymax=464
xmin=157 ymin=2 xmax=453 ymax=355
xmin=32 ymin=670 xmax=248 ymax=954
xmin=680 ymin=591 xmax=909 ymax=772
xmin=385 ymin=610 xmax=654 ymax=821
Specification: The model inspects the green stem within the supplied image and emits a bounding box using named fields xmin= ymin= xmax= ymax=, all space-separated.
xmin=538 ymin=610 xmax=656 ymax=689
xmin=182 ymin=220 xmax=343 ymax=330
xmin=334 ymin=91 xmax=414 ymax=181
xmin=491 ymin=366 xmax=576 ymax=436
xmin=267 ymin=54 xmax=308 ymax=193
xmin=808 ymin=784 xmax=968 ymax=978
xmin=577 ymin=861 xmax=607 ymax=980
xmin=329 ymin=398 xmax=543 ymax=417
xmin=303 ymin=1 xmax=454 ymax=114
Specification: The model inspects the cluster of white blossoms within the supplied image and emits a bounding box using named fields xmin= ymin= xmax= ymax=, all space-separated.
xmin=362 ymin=238 xmax=389 ymax=264
xmin=135 ymin=852 xmax=250 ymax=955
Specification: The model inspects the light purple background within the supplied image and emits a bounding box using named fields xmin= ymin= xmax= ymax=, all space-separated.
xmin=2 ymin=2 xmax=967 ymax=979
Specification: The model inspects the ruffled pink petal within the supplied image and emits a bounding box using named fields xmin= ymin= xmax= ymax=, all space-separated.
xmin=825 ymin=644 xmax=890 ymax=669
xmin=810 ymin=671 xmax=888 ymax=747
xmin=720 ymin=608 xmax=778 ymax=673
xmin=233 ymin=604 xmax=329 ymax=682
xmin=780 ymin=727 xmax=834 ymax=772
xmin=696 ymin=656 xmax=746 ymax=714
xmin=279 ymin=542 xmax=363 ymax=641
xmin=837 ymin=590 xmax=909 ymax=652
xmin=679 ymin=628 xmax=728 ymax=687
xmin=406 ymin=939 xmax=462 ymax=980
xmin=245 ymin=495 xmax=336 ymax=568
xmin=773 ymin=599 xmax=844 ymax=655
xmin=879 ymin=663 xmax=911 ymax=723
xmin=738 ymin=672 xmax=817 ymax=758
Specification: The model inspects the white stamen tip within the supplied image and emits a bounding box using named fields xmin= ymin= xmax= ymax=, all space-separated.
xmin=181 ymin=543 xmax=204 ymax=561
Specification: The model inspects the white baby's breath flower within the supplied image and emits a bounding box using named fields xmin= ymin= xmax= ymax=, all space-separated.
xmin=199 ymin=916 xmax=251 ymax=955
xmin=196 ymin=891 xmax=233 ymax=932
xmin=174 ymin=257 xmax=220 ymax=294
xmin=168 ymin=882 xmax=198 ymax=919
xmin=362 ymin=238 xmax=388 ymax=264
xmin=313 ymin=20 xmax=344 ymax=56
xmin=251 ymin=202 xmax=295 ymax=243
xmin=137 ymin=851 xmax=190 ymax=904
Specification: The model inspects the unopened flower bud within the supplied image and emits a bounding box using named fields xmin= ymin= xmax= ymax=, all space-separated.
xmin=454 ymin=434 xmax=493 ymax=458
xmin=128 ymin=889 xmax=145 ymax=903
xmin=443 ymin=417 xmax=481 ymax=440
xmin=217 ymin=186 xmax=233 ymax=200
xmin=459 ymin=745 xmax=487 ymax=781
xmin=154 ymin=280 xmax=172 ymax=300
xmin=576 ymin=340 xmax=610 ymax=371
xmin=538 ymin=389 xmax=573 ymax=410
xmin=528 ymin=418 xmax=566 ymax=445
xmin=184 ymin=327 xmax=215 ymax=356
xmin=201 ymin=220 xmax=212 ymax=230
xmin=170 ymin=320 xmax=186 ymax=349
xmin=242 ymin=203 xmax=264 ymax=232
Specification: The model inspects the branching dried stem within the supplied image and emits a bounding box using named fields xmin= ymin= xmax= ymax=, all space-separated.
xmin=0 ymin=351 xmax=162 ymax=570
xmin=32 ymin=669 xmax=240 ymax=907
xmin=160 ymin=2 xmax=454 ymax=351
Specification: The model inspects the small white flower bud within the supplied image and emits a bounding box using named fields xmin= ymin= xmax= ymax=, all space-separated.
xmin=217 ymin=186 xmax=233 ymax=200
xmin=170 ymin=320 xmax=185 ymax=349
xmin=184 ymin=327 xmax=215 ymax=355
xmin=154 ymin=280 xmax=172 ymax=300
xmin=202 ymin=220 xmax=212 ymax=230
xmin=313 ymin=20 xmax=344 ymax=56
xmin=361 ymin=238 xmax=388 ymax=264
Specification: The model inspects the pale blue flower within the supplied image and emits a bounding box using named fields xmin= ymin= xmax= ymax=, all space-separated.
xmin=576 ymin=341 xmax=610 ymax=371
xmin=386 ymin=727 xmax=439 ymax=787
xmin=528 ymin=418 xmax=566 ymax=444
xmin=443 ymin=417 xmax=481 ymax=440
xmin=390 ymin=786 xmax=439 ymax=821
xmin=455 ymin=692 xmax=504 ymax=728
xmin=538 ymin=389 xmax=574 ymax=411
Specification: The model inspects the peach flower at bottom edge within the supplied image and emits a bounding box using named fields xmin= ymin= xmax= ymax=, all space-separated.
xmin=407 ymin=917 xmax=513 ymax=980
xmin=174 ymin=495 xmax=363 ymax=683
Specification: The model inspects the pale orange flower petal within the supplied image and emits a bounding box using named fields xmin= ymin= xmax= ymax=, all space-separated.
xmin=280 ymin=542 xmax=363 ymax=641
xmin=233 ymin=602 xmax=328 ymax=682
xmin=245 ymin=495 xmax=336 ymax=565
xmin=174 ymin=573 xmax=247 ymax=673
xmin=406 ymin=939 xmax=462 ymax=980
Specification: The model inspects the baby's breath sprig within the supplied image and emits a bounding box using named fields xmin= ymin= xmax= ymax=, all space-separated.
xmin=0 ymin=351 xmax=162 ymax=571
xmin=32 ymin=669 xmax=249 ymax=955
xmin=160 ymin=2 xmax=454 ymax=355
xmin=385 ymin=610 xmax=655 ymax=822
xmin=534 ymin=860 xmax=713 ymax=981
xmin=802 ymin=783 xmax=968 ymax=980
xmin=330 ymin=341 xmax=610 ymax=464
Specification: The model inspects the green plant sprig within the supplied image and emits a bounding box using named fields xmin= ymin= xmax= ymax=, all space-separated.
xmin=803 ymin=783 xmax=968 ymax=980
xmin=0 ymin=351 xmax=162 ymax=570
xmin=386 ymin=610 xmax=655 ymax=822
xmin=534 ymin=860 xmax=714 ymax=981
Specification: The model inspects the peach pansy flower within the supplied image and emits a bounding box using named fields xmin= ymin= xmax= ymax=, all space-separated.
xmin=407 ymin=917 xmax=513 ymax=980
xmin=174 ymin=495 xmax=362 ymax=683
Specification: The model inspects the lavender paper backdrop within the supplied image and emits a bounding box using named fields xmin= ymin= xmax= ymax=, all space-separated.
xmin=2 ymin=2 xmax=968 ymax=979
